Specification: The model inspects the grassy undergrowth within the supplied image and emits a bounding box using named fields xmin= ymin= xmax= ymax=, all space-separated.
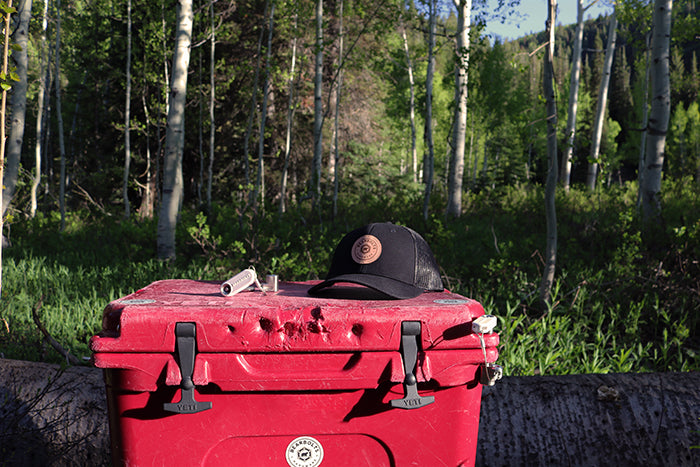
xmin=1 ymin=180 xmax=698 ymax=375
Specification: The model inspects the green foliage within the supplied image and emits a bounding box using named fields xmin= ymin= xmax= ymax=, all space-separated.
xmin=2 ymin=179 xmax=697 ymax=376
xmin=1 ymin=1 xmax=699 ymax=379
xmin=668 ymin=101 xmax=700 ymax=178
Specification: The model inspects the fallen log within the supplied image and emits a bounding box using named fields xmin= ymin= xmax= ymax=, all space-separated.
xmin=1 ymin=358 xmax=698 ymax=466
xmin=477 ymin=372 xmax=700 ymax=466
xmin=0 ymin=359 xmax=109 ymax=466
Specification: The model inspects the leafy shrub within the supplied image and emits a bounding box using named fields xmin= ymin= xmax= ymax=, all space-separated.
xmin=1 ymin=180 xmax=697 ymax=373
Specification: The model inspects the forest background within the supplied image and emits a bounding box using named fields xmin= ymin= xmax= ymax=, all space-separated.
xmin=0 ymin=0 xmax=698 ymax=376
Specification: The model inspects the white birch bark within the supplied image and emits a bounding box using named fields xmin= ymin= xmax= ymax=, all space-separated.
xmin=157 ymin=0 xmax=193 ymax=260
xmin=123 ymin=0 xmax=132 ymax=218
xmin=254 ymin=0 xmax=275 ymax=213
xmin=197 ymin=38 xmax=204 ymax=207
xmin=422 ymin=0 xmax=436 ymax=221
xmin=640 ymin=0 xmax=672 ymax=219
xmin=446 ymin=0 xmax=471 ymax=218
xmin=207 ymin=0 xmax=215 ymax=212
xmin=332 ymin=0 xmax=344 ymax=219
xmin=561 ymin=0 xmax=598 ymax=190
xmin=636 ymin=32 xmax=651 ymax=207
xmin=2 ymin=0 xmax=32 ymax=218
xmin=311 ymin=0 xmax=324 ymax=205
xmin=279 ymin=13 xmax=298 ymax=216
xmin=138 ymin=93 xmax=155 ymax=219
xmin=55 ymin=0 xmax=67 ymax=231
xmin=31 ymin=0 xmax=49 ymax=218
xmin=586 ymin=11 xmax=617 ymax=190
xmin=400 ymin=20 xmax=418 ymax=183
xmin=540 ymin=0 xmax=558 ymax=306
xmin=243 ymin=0 xmax=267 ymax=190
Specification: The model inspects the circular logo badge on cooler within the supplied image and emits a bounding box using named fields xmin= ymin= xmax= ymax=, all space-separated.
xmin=285 ymin=436 xmax=324 ymax=467
xmin=351 ymin=234 xmax=382 ymax=264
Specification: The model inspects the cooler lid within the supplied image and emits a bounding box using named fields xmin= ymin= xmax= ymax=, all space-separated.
xmin=90 ymin=279 xmax=499 ymax=354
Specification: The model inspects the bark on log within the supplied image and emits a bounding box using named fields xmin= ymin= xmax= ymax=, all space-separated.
xmin=477 ymin=372 xmax=700 ymax=466
xmin=0 ymin=359 xmax=109 ymax=466
xmin=1 ymin=358 xmax=698 ymax=466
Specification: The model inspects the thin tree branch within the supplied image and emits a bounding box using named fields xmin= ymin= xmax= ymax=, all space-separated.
xmin=31 ymin=296 xmax=81 ymax=366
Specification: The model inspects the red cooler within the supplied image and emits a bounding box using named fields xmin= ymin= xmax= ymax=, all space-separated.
xmin=91 ymin=279 xmax=499 ymax=466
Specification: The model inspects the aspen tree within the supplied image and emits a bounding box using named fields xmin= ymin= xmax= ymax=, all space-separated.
xmin=640 ymin=0 xmax=672 ymax=219
xmin=586 ymin=11 xmax=618 ymax=190
xmin=1 ymin=0 xmax=29 ymax=219
xmin=123 ymin=0 xmax=132 ymax=218
xmin=157 ymin=0 xmax=193 ymax=260
xmin=561 ymin=0 xmax=599 ymax=190
xmin=422 ymin=0 xmax=436 ymax=222
xmin=540 ymin=0 xmax=558 ymax=307
xmin=254 ymin=0 xmax=275 ymax=213
xmin=55 ymin=0 xmax=66 ymax=231
xmin=331 ymin=0 xmax=344 ymax=219
xmin=446 ymin=0 xmax=471 ymax=218
xmin=311 ymin=0 xmax=324 ymax=208
xmin=279 ymin=10 xmax=298 ymax=216
xmin=30 ymin=0 xmax=48 ymax=218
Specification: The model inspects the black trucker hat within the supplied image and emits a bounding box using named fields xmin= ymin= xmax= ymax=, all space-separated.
xmin=307 ymin=222 xmax=444 ymax=299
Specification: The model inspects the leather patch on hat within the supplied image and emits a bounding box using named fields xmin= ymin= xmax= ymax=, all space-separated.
xmin=351 ymin=235 xmax=382 ymax=264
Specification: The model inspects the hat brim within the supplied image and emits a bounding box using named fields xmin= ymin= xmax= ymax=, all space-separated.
xmin=307 ymin=273 xmax=423 ymax=300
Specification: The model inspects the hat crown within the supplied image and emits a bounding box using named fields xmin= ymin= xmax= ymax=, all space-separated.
xmin=308 ymin=222 xmax=443 ymax=299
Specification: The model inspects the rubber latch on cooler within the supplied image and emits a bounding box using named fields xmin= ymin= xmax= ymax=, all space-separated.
xmin=163 ymin=322 xmax=213 ymax=414
xmin=390 ymin=321 xmax=435 ymax=410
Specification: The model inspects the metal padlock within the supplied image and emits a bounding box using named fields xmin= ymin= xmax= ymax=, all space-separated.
xmin=480 ymin=362 xmax=503 ymax=386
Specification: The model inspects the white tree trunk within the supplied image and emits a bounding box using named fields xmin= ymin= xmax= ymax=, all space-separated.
xmin=446 ymin=0 xmax=471 ymax=218
xmin=540 ymin=0 xmax=558 ymax=307
xmin=138 ymin=94 xmax=155 ymax=219
xmin=254 ymin=0 xmax=275 ymax=213
xmin=123 ymin=0 xmax=132 ymax=218
xmin=640 ymin=0 xmax=672 ymax=220
xmin=157 ymin=0 xmax=193 ymax=260
xmin=55 ymin=0 xmax=67 ymax=231
xmin=636 ymin=32 xmax=651 ymax=207
xmin=561 ymin=0 xmax=595 ymax=190
xmin=2 ymin=0 xmax=32 ymax=218
xmin=243 ymin=0 xmax=267 ymax=190
xmin=311 ymin=0 xmax=324 ymax=206
xmin=31 ymin=0 xmax=49 ymax=218
xmin=586 ymin=11 xmax=617 ymax=190
xmin=197 ymin=40 xmax=204 ymax=207
xmin=207 ymin=0 xmax=215 ymax=212
xmin=332 ymin=0 xmax=344 ymax=219
xmin=400 ymin=21 xmax=418 ymax=183
xmin=422 ymin=0 xmax=436 ymax=222
xmin=279 ymin=14 xmax=298 ymax=216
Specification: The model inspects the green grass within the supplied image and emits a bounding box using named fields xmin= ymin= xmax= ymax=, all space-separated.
xmin=1 ymin=181 xmax=698 ymax=375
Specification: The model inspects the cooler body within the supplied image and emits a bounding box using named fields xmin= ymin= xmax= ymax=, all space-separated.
xmin=90 ymin=280 xmax=499 ymax=466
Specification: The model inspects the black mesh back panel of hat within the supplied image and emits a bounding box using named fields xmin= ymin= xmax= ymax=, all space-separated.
xmin=406 ymin=227 xmax=443 ymax=291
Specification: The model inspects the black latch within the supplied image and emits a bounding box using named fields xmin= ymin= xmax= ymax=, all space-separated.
xmin=163 ymin=322 xmax=212 ymax=414
xmin=390 ymin=321 xmax=435 ymax=410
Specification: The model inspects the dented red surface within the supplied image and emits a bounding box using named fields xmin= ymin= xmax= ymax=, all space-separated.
xmin=91 ymin=280 xmax=499 ymax=466
xmin=91 ymin=280 xmax=499 ymax=353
